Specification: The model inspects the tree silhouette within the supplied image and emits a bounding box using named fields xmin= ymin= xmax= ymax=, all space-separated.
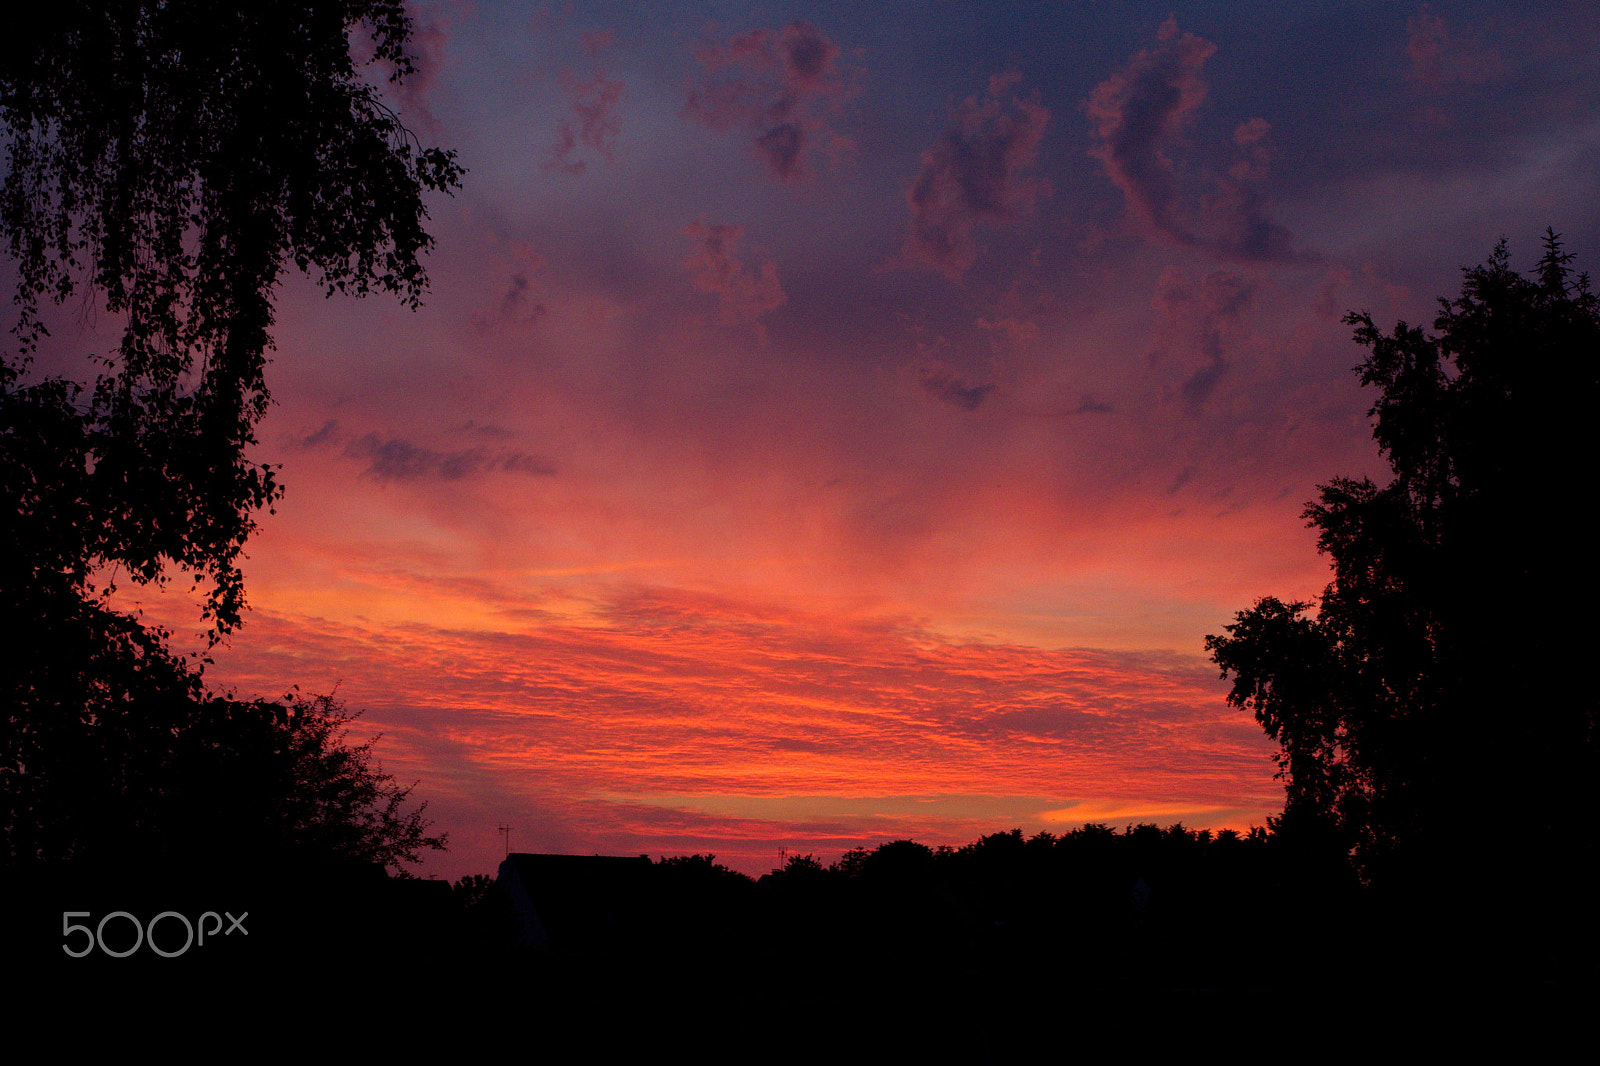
xmin=1 ymin=4 xmax=459 ymax=870
xmin=1207 ymin=233 xmax=1599 ymax=928
xmin=3 ymin=2 xmax=461 ymax=632
xmin=177 ymin=692 xmax=446 ymax=871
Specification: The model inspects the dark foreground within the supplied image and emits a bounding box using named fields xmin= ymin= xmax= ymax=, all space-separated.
xmin=5 ymin=832 xmax=1594 ymax=1057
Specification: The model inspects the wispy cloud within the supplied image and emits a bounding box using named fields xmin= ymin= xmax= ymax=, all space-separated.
xmin=298 ymin=419 xmax=341 ymax=449
xmin=1406 ymin=5 xmax=1504 ymax=91
xmin=327 ymin=433 xmax=558 ymax=482
xmin=205 ymin=590 xmax=1279 ymax=873
xmin=1150 ymin=267 xmax=1255 ymax=413
xmin=918 ymin=362 xmax=994 ymax=411
xmin=546 ymin=69 xmax=625 ymax=174
xmin=474 ymin=270 xmax=548 ymax=334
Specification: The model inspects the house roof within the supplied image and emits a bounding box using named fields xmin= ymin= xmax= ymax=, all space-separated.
xmin=496 ymin=852 xmax=654 ymax=948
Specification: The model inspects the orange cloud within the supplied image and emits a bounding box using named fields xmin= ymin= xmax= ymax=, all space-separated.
xmin=181 ymin=584 xmax=1281 ymax=878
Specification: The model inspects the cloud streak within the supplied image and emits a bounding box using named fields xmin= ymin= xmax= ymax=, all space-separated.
xmin=304 ymin=427 xmax=558 ymax=483
xmin=344 ymin=435 xmax=557 ymax=482
xmin=199 ymin=588 xmax=1280 ymax=875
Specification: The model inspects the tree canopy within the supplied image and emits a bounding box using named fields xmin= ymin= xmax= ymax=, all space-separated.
xmin=1 ymin=3 xmax=459 ymax=871
xmin=1207 ymin=232 xmax=1600 ymax=897
xmin=2 ymin=1 xmax=461 ymax=632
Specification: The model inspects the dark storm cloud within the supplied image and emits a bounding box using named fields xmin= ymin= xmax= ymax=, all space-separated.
xmin=904 ymin=72 xmax=1050 ymax=279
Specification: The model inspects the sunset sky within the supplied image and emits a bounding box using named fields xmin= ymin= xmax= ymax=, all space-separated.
xmin=75 ymin=1 xmax=1600 ymax=879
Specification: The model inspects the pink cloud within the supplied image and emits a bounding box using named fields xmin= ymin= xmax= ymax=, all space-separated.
xmin=361 ymin=4 xmax=454 ymax=135
xmin=1151 ymin=267 xmax=1256 ymax=412
xmin=685 ymin=21 xmax=854 ymax=181
xmin=1406 ymin=5 xmax=1504 ymax=91
xmin=903 ymin=72 xmax=1050 ymax=279
xmin=468 ymin=238 xmax=549 ymax=333
xmin=1213 ymin=120 xmax=1297 ymax=261
xmin=581 ymin=27 xmax=618 ymax=57
xmin=546 ymin=68 xmax=625 ymax=174
xmin=1087 ymin=19 xmax=1299 ymax=261
xmin=918 ymin=362 xmax=994 ymax=411
xmin=1086 ymin=18 xmax=1214 ymax=247
xmin=682 ymin=219 xmax=786 ymax=327
xmin=975 ymin=314 xmax=1042 ymax=348
xmin=472 ymin=270 xmax=549 ymax=333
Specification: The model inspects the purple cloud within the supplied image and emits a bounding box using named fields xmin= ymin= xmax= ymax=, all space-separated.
xmin=473 ymin=271 xmax=548 ymax=335
xmin=1086 ymin=18 xmax=1214 ymax=247
xmin=685 ymin=21 xmax=854 ymax=181
xmin=904 ymin=72 xmax=1050 ymax=279
xmin=547 ymin=67 xmax=625 ymax=175
xmin=334 ymin=434 xmax=556 ymax=482
xmin=1088 ymin=19 xmax=1300 ymax=262
xmin=682 ymin=219 xmax=787 ymax=327
xmin=918 ymin=362 xmax=995 ymax=411
xmin=581 ymin=28 xmax=618 ymax=57
xmin=1407 ymin=6 xmax=1503 ymax=91
xmin=1151 ymin=267 xmax=1255 ymax=412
